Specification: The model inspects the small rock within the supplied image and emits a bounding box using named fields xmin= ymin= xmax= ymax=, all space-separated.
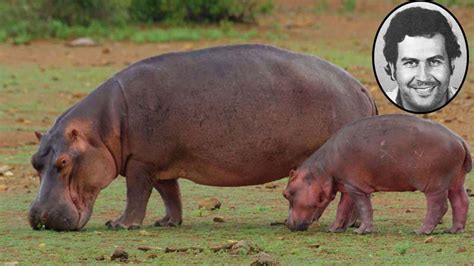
xmin=405 ymin=209 xmax=412 ymax=213
xmin=230 ymin=240 xmax=260 ymax=255
xmin=4 ymin=171 xmax=14 ymax=177
xmin=213 ymin=216 xmax=225 ymax=223
xmin=67 ymin=37 xmax=98 ymax=47
xmin=264 ymin=182 xmax=278 ymax=189
xmin=138 ymin=246 xmax=153 ymax=251
xmin=102 ymin=47 xmax=111 ymax=54
xmin=0 ymin=165 xmax=13 ymax=175
xmin=307 ymin=244 xmax=320 ymax=248
xmin=111 ymin=247 xmax=128 ymax=262
xmin=424 ymin=236 xmax=434 ymax=243
xmin=95 ymin=255 xmax=105 ymax=261
xmin=198 ymin=197 xmax=221 ymax=210
xmin=250 ymin=252 xmax=280 ymax=266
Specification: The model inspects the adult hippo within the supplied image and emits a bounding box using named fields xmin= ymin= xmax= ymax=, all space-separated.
xmin=29 ymin=44 xmax=377 ymax=231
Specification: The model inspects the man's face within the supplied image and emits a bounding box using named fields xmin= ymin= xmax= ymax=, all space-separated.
xmin=393 ymin=33 xmax=452 ymax=112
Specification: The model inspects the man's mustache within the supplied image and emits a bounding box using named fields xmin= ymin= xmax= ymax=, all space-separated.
xmin=409 ymin=79 xmax=440 ymax=88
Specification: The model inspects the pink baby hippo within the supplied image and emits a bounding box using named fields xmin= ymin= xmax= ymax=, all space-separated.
xmin=284 ymin=114 xmax=471 ymax=235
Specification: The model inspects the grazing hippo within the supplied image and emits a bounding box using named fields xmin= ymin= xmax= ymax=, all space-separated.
xmin=29 ymin=44 xmax=377 ymax=231
xmin=284 ymin=114 xmax=471 ymax=235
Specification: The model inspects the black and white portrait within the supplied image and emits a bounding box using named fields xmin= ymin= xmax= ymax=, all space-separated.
xmin=373 ymin=1 xmax=468 ymax=114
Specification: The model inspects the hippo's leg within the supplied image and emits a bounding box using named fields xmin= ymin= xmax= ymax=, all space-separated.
xmin=346 ymin=202 xmax=360 ymax=228
xmin=153 ymin=179 xmax=182 ymax=227
xmin=347 ymin=188 xmax=373 ymax=235
xmin=416 ymin=190 xmax=448 ymax=235
xmin=446 ymin=185 xmax=469 ymax=234
xmin=106 ymin=174 xmax=153 ymax=230
xmin=106 ymin=161 xmax=154 ymax=230
xmin=328 ymin=192 xmax=354 ymax=232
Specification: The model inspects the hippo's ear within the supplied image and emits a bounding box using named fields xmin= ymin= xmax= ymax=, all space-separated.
xmin=69 ymin=129 xmax=79 ymax=141
xmin=34 ymin=131 xmax=43 ymax=141
xmin=288 ymin=169 xmax=297 ymax=182
xmin=289 ymin=169 xmax=296 ymax=177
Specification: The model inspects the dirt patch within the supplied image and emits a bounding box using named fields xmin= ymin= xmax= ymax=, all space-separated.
xmin=0 ymin=131 xmax=38 ymax=148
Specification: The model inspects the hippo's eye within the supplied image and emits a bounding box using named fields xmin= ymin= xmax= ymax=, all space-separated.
xmin=56 ymin=156 xmax=70 ymax=169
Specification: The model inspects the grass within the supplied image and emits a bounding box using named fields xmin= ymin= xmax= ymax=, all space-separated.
xmin=1 ymin=176 xmax=473 ymax=264
xmin=0 ymin=19 xmax=264 ymax=45
xmin=0 ymin=48 xmax=473 ymax=264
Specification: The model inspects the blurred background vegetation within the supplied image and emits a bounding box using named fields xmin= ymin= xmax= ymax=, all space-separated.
xmin=0 ymin=0 xmax=273 ymax=44
xmin=0 ymin=0 xmax=472 ymax=45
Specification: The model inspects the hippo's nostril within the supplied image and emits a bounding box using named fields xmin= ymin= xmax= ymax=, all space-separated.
xmin=29 ymin=206 xmax=45 ymax=230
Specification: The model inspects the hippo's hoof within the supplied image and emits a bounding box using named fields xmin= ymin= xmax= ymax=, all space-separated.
xmin=353 ymin=225 xmax=372 ymax=235
xmin=445 ymin=227 xmax=464 ymax=234
xmin=154 ymin=216 xmax=182 ymax=227
xmin=105 ymin=220 xmax=141 ymax=230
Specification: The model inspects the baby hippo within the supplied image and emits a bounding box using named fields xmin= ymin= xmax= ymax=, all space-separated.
xmin=284 ymin=114 xmax=471 ymax=235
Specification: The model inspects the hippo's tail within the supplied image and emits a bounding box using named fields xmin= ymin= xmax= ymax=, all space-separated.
xmin=461 ymin=140 xmax=472 ymax=173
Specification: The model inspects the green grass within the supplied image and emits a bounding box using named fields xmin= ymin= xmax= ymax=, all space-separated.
xmin=0 ymin=54 xmax=473 ymax=264
xmin=288 ymin=43 xmax=371 ymax=69
xmin=1 ymin=176 xmax=473 ymax=264
xmin=0 ymin=20 xmax=263 ymax=44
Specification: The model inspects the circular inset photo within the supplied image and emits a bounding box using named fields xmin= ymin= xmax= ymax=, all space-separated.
xmin=372 ymin=1 xmax=469 ymax=114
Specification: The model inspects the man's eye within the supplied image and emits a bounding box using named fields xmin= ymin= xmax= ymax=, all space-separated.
xmin=403 ymin=61 xmax=417 ymax=67
xmin=429 ymin=60 xmax=442 ymax=67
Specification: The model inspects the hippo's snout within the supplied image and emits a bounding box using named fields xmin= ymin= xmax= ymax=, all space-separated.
xmin=29 ymin=201 xmax=80 ymax=231
xmin=286 ymin=218 xmax=311 ymax=232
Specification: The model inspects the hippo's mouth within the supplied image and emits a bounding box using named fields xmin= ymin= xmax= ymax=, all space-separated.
xmin=68 ymin=191 xmax=95 ymax=230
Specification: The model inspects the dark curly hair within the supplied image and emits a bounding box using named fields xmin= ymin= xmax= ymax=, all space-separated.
xmin=383 ymin=6 xmax=461 ymax=77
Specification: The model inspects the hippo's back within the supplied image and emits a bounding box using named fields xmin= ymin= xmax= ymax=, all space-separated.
xmin=117 ymin=44 xmax=376 ymax=185
xmin=324 ymin=114 xmax=466 ymax=191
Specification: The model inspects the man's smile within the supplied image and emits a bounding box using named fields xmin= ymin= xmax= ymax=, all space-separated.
xmin=409 ymin=84 xmax=437 ymax=97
